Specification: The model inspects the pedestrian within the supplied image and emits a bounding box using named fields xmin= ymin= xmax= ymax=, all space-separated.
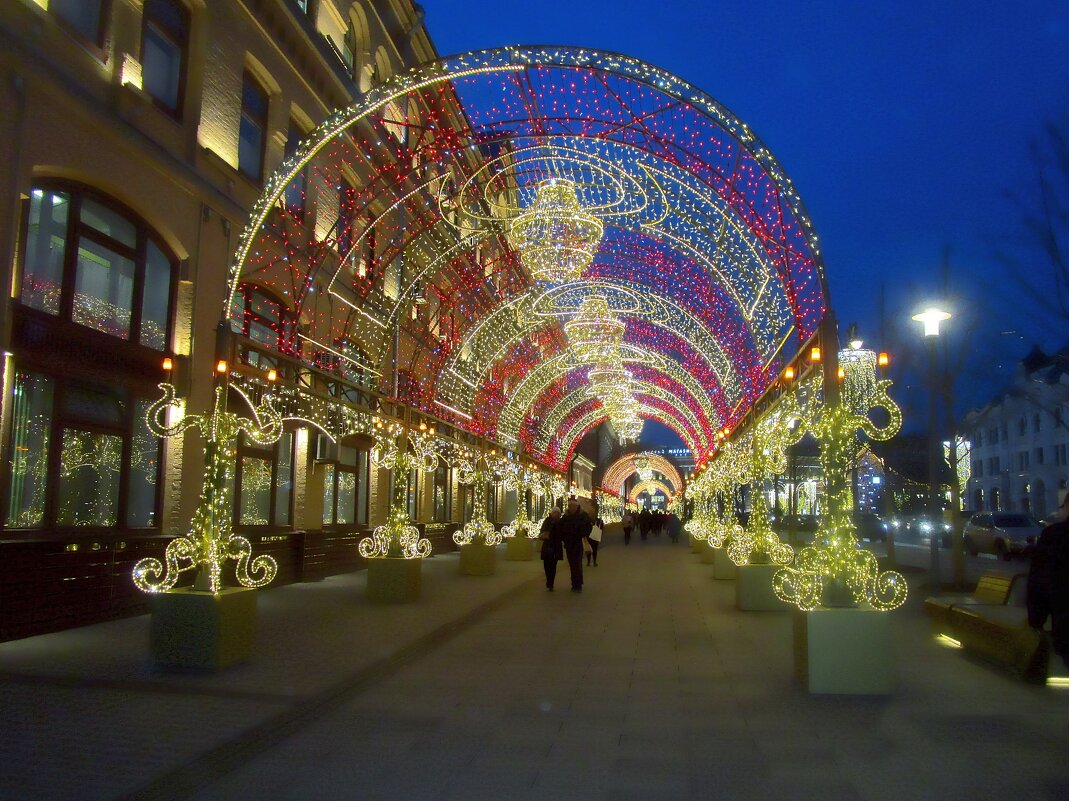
xmin=539 ymin=507 xmax=563 ymax=591
xmin=587 ymin=516 xmax=603 ymax=566
xmin=1027 ymin=489 xmax=1069 ymax=671
xmin=559 ymin=497 xmax=593 ymax=592
xmin=621 ymin=510 xmax=634 ymax=545
xmin=639 ymin=508 xmax=651 ymax=541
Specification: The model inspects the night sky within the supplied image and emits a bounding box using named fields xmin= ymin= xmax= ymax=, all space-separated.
xmin=418 ymin=0 xmax=1069 ymax=442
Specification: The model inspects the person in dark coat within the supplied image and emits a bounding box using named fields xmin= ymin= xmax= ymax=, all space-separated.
xmin=539 ymin=508 xmax=563 ymax=591
xmin=621 ymin=510 xmax=634 ymax=545
xmin=558 ymin=497 xmax=593 ymax=592
xmin=1028 ymin=490 xmax=1069 ymax=670
xmin=638 ymin=508 xmax=651 ymax=541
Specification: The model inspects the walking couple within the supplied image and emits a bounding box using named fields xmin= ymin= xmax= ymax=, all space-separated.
xmin=539 ymin=498 xmax=593 ymax=593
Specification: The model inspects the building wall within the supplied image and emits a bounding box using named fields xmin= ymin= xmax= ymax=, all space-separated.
xmin=963 ymin=365 xmax=1069 ymax=518
xmin=0 ymin=0 xmax=448 ymax=641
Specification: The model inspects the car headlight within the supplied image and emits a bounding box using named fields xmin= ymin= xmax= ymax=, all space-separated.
xmin=919 ymin=521 xmax=933 ymax=533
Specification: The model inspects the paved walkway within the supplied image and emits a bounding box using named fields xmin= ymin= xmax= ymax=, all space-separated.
xmin=1 ymin=538 xmax=1067 ymax=801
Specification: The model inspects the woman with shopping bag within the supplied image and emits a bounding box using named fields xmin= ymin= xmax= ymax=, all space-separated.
xmin=586 ymin=517 xmax=603 ymax=567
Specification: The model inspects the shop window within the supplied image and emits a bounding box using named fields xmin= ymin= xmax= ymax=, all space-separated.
xmin=234 ymin=430 xmax=293 ymax=527
xmin=432 ymin=462 xmax=450 ymax=522
xmin=51 ymin=0 xmax=108 ymax=48
xmin=19 ymin=185 xmax=177 ymax=350
xmin=239 ymin=71 xmax=269 ymax=183
xmin=141 ymin=0 xmax=189 ymax=115
xmin=3 ymin=372 xmax=162 ymax=530
xmin=321 ymin=440 xmax=368 ymax=525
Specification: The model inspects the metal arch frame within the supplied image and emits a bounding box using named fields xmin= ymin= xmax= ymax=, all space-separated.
xmin=601 ymin=452 xmax=684 ymax=495
xmin=224 ymin=46 xmax=831 ymax=468
xmin=628 ymin=480 xmax=675 ymax=504
xmin=531 ymin=381 xmax=709 ymax=455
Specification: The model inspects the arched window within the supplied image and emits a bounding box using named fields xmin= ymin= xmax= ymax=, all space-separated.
xmin=19 ymin=183 xmax=177 ymax=350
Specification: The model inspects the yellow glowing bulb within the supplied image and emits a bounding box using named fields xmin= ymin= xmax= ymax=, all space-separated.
xmin=267 ymin=369 xmax=278 ymax=382
xmin=215 ymin=360 xmax=228 ymax=374
xmin=162 ymin=357 xmax=174 ymax=372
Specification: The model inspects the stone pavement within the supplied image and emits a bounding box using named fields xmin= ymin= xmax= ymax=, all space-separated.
xmin=1 ymin=538 xmax=1067 ymax=801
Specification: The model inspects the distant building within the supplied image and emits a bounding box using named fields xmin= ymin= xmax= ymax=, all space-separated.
xmin=961 ymin=345 xmax=1069 ymax=517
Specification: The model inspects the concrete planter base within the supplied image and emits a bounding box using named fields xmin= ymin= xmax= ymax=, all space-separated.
xmin=459 ymin=543 xmax=497 ymax=575
xmin=699 ymin=543 xmax=717 ymax=564
xmin=367 ymin=556 xmax=423 ymax=602
xmin=793 ymin=607 xmax=893 ymax=694
xmin=735 ymin=563 xmax=790 ymax=611
xmin=150 ymin=587 xmax=257 ymax=671
xmin=713 ymin=547 xmax=737 ymax=580
xmin=505 ymin=537 xmax=535 ymax=561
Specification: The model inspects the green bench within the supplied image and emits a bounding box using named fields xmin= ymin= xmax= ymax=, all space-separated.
xmin=924 ymin=572 xmax=1049 ymax=682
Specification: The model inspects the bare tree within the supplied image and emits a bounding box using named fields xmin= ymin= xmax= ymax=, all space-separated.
xmin=1000 ymin=118 xmax=1069 ymax=324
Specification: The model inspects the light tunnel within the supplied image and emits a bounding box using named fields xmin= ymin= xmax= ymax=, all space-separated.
xmin=225 ymin=46 xmax=830 ymax=473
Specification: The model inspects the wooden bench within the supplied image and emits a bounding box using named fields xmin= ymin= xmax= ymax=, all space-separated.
xmin=924 ymin=572 xmax=1050 ymax=682
xmin=924 ymin=573 xmax=1019 ymax=635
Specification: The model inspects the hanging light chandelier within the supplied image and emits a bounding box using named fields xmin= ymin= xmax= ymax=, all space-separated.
xmin=633 ymin=451 xmax=654 ymax=482
xmin=565 ymin=295 xmax=625 ymax=366
xmin=509 ymin=179 xmax=603 ymax=284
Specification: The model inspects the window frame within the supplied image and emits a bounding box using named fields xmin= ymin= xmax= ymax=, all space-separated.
xmin=233 ymin=427 xmax=295 ymax=530
xmin=320 ymin=439 xmax=369 ymax=527
xmin=239 ymin=70 xmax=270 ymax=184
xmin=1 ymin=370 xmax=164 ymax=532
xmin=139 ymin=0 xmax=191 ymax=118
xmin=50 ymin=0 xmax=111 ymax=52
xmin=18 ymin=182 xmax=179 ymax=351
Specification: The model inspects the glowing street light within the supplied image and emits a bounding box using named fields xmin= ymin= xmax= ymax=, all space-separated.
xmin=911 ymin=307 xmax=952 ymax=337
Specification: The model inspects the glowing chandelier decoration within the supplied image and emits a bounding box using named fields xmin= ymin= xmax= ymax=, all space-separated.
xmin=359 ymin=426 xmax=437 ymax=559
xmin=133 ymin=376 xmax=281 ymax=594
xmin=509 ymin=178 xmax=604 ymax=284
xmin=564 ymin=295 xmax=626 ymax=366
xmin=633 ymin=452 xmax=654 ymax=482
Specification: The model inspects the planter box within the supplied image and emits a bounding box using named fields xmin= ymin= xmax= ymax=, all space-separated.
xmin=150 ymin=587 xmax=257 ymax=671
xmin=735 ymin=563 xmax=790 ymax=611
xmin=713 ymin=547 xmax=737 ymax=580
xmin=699 ymin=542 xmax=717 ymax=564
xmin=505 ymin=536 xmax=535 ymax=562
xmin=366 ymin=556 xmax=423 ymax=602
xmin=793 ymin=607 xmax=893 ymax=694
xmin=459 ymin=543 xmax=497 ymax=575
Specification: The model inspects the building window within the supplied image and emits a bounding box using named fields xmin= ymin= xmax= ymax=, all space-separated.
xmin=284 ymin=118 xmax=308 ymax=220
xmin=1018 ymin=451 xmax=1029 ymax=471
xmin=19 ymin=184 xmax=176 ymax=350
xmin=991 ymin=487 xmax=1001 ymax=512
xmin=1018 ymin=418 xmax=1027 ymax=437
xmin=239 ymin=71 xmax=269 ymax=183
xmin=290 ymin=0 xmax=311 ymax=14
xmin=1036 ymin=447 xmax=1044 ymax=465
xmin=1056 ymin=444 xmax=1067 ymax=466
xmin=1056 ymin=407 xmax=1064 ymax=428
xmin=1001 ymin=423 xmax=1008 ymax=441
xmin=3 ymin=372 xmax=163 ymax=530
xmin=141 ymin=0 xmax=189 ymax=115
xmin=975 ymin=431 xmax=983 ymax=447
xmin=973 ymin=460 xmax=983 ymax=478
xmin=51 ymin=0 xmax=108 ymax=48
xmin=321 ymin=442 xmax=368 ymax=526
xmin=432 ymin=462 xmax=450 ymax=522
xmin=234 ymin=430 xmax=294 ymax=527
xmin=1034 ymin=413 xmax=1041 ymax=434
xmin=989 ymin=427 xmax=998 ymax=445
xmin=232 ymin=284 xmax=298 ymax=355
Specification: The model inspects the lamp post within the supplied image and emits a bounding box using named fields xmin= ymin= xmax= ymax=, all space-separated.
xmin=912 ymin=307 xmax=951 ymax=593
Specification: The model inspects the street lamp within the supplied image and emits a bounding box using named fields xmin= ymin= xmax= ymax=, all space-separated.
xmin=912 ymin=306 xmax=951 ymax=592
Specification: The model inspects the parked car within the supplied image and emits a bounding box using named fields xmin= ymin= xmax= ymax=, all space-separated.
xmin=853 ymin=511 xmax=888 ymax=542
xmin=962 ymin=512 xmax=1043 ymax=559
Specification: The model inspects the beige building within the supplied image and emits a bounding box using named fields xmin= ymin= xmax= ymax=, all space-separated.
xmin=0 ymin=0 xmax=514 ymax=641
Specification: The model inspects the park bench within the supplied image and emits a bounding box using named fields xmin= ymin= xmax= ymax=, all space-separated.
xmin=924 ymin=572 xmax=1049 ymax=682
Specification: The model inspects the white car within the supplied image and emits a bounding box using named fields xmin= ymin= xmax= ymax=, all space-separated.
xmin=962 ymin=513 xmax=1043 ymax=559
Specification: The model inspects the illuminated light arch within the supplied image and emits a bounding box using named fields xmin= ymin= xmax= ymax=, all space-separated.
xmin=550 ymin=403 xmax=701 ymax=470
xmin=224 ymin=46 xmax=829 ymax=468
xmin=629 ymin=480 xmax=675 ymax=504
xmin=601 ymin=452 xmax=684 ymax=495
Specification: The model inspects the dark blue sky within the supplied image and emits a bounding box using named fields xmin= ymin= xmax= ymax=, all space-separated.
xmin=419 ymin=0 xmax=1069 ymax=441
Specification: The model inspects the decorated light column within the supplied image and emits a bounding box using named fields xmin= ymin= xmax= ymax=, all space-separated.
xmin=133 ymin=364 xmax=282 ymax=594
xmin=358 ymin=424 xmax=435 ymax=560
xmin=774 ymin=357 xmax=906 ymax=611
